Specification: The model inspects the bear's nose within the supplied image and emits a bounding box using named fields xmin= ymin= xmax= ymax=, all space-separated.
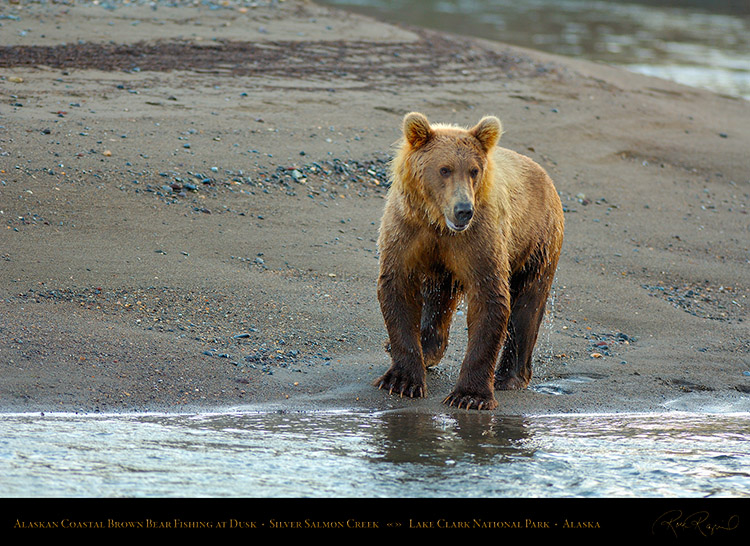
xmin=454 ymin=202 xmax=474 ymax=225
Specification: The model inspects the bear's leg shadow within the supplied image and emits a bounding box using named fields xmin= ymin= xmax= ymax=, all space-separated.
xmin=495 ymin=263 xmax=556 ymax=390
xmin=420 ymin=269 xmax=460 ymax=368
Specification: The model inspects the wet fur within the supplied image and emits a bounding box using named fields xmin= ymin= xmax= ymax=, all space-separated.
xmin=375 ymin=112 xmax=564 ymax=410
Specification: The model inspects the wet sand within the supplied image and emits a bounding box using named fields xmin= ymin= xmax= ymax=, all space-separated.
xmin=1 ymin=0 xmax=748 ymax=416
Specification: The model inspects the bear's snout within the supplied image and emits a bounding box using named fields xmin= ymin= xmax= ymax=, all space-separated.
xmin=446 ymin=201 xmax=474 ymax=232
xmin=454 ymin=202 xmax=473 ymax=225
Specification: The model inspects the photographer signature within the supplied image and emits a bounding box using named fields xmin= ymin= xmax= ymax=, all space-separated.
xmin=652 ymin=510 xmax=739 ymax=537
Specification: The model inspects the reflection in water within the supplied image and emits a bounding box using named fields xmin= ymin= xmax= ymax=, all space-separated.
xmin=318 ymin=0 xmax=750 ymax=99
xmin=1 ymin=411 xmax=749 ymax=497
xmin=370 ymin=412 xmax=532 ymax=466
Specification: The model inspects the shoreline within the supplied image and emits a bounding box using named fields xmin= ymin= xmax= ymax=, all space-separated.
xmin=1 ymin=0 xmax=748 ymax=415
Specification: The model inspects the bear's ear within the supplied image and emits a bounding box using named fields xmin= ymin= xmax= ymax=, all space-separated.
xmin=403 ymin=112 xmax=433 ymax=148
xmin=470 ymin=116 xmax=502 ymax=152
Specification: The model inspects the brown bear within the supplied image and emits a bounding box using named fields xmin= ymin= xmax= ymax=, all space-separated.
xmin=375 ymin=112 xmax=564 ymax=410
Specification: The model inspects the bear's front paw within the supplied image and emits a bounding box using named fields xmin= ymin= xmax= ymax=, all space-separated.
xmin=375 ymin=368 xmax=426 ymax=398
xmin=443 ymin=390 xmax=498 ymax=411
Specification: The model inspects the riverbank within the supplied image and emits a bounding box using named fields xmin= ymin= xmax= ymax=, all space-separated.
xmin=1 ymin=0 xmax=748 ymax=415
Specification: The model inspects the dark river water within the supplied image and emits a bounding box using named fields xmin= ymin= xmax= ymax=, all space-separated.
xmin=318 ymin=0 xmax=750 ymax=99
xmin=2 ymin=409 xmax=749 ymax=497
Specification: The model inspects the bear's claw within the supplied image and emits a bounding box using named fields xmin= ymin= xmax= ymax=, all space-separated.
xmin=443 ymin=392 xmax=498 ymax=411
xmin=375 ymin=374 xmax=426 ymax=398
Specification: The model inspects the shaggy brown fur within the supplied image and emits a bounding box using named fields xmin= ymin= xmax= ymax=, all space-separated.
xmin=375 ymin=112 xmax=564 ymax=410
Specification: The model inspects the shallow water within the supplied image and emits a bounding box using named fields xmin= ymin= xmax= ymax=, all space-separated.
xmin=2 ymin=410 xmax=749 ymax=497
xmin=319 ymin=0 xmax=750 ymax=99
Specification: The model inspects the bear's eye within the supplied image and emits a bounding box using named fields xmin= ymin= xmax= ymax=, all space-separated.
xmin=439 ymin=167 xmax=452 ymax=177
xmin=470 ymin=167 xmax=480 ymax=178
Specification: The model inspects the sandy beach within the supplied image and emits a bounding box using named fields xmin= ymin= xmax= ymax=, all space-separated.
xmin=1 ymin=0 xmax=748 ymax=416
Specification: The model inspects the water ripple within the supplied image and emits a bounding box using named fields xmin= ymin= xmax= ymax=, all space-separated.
xmin=1 ymin=410 xmax=749 ymax=498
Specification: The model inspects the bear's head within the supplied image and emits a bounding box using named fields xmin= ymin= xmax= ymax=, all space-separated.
xmin=396 ymin=112 xmax=502 ymax=233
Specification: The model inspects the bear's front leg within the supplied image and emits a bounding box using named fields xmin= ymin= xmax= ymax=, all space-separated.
xmin=444 ymin=288 xmax=509 ymax=410
xmin=375 ymin=271 xmax=427 ymax=398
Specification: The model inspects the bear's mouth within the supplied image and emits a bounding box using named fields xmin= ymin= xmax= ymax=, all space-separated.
xmin=445 ymin=216 xmax=470 ymax=233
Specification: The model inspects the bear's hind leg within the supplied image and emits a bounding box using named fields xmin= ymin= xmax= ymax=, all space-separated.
xmin=495 ymin=266 xmax=555 ymax=390
xmin=420 ymin=270 xmax=460 ymax=368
